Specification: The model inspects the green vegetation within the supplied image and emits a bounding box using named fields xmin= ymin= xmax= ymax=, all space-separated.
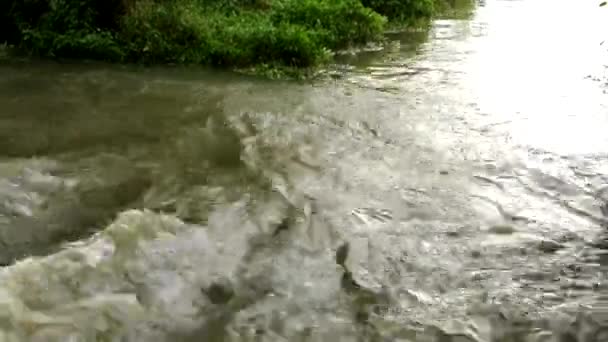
xmin=1 ymin=0 xmax=471 ymax=74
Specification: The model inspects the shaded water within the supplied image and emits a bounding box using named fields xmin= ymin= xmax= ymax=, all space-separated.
xmin=1 ymin=0 xmax=608 ymax=341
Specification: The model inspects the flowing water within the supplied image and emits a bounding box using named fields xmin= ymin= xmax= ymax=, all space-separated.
xmin=1 ymin=0 xmax=608 ymax=341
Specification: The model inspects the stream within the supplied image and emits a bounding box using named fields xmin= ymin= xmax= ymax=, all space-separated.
xmin=1 ymin=0 xmax=608 ymax=341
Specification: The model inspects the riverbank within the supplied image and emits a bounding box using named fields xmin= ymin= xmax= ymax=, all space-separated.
xmin=0 ymin=0 xmax=472 ymax=78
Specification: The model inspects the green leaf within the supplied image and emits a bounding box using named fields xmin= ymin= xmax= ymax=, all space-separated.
xmin=601 ymin=1 xmax=607 ymax=6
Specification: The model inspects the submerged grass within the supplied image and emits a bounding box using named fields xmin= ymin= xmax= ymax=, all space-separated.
xmin=1 ymin=0 xmax=474 ymax=75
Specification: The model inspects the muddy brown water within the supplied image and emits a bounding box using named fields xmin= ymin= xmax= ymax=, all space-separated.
xmin=0 ymin=0 xmax=607 ymax=341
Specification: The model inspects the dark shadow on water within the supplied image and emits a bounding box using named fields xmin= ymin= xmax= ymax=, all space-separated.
xmin=0 ymin=61 xmax=257 ymax=264
xmin=0 ymin=60 xmax=238 ymax=158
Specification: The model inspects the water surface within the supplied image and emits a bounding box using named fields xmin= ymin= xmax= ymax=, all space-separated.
xmin=1 ymin=0 xmax=608 ymax=341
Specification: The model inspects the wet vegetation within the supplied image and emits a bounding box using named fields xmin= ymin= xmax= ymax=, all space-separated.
xmin=0 ymin=0 xmax=469 ymax=73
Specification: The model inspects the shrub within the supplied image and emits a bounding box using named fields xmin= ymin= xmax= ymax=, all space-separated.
xmin=360 ymin=0 xmax=435 ymax=21
xmin=1 ymin=0 xmax=470 ymax=71
xmin=119 ymin=1 xmax=331 ymax=67
xmin=270 ymin=0 xmax=386 ymax=49
xmin=6 ymin=0 xmax=125 ymax=59
xmin=119 ymin=0 xmax=200 ymax=63
xmin=208 ymin=19 xmax=329 ymax=67
xmin=22 ymin=29 xmax=123 ymax=60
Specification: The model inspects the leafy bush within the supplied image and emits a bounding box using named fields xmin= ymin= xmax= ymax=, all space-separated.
xmin=270 ymin=0 xmax=386 ymax=49
xmin=22 ymin=29 xmax=123 ymax=60
xmin=1 ymin=0 xmax=469 ymax=71
xmin=119 ymin=0 xmax=198 ymax=63
xmin=118 ymin=0 xmax=382 ymax=67
xmin=361 ymin=0 xmax=435 ymax=21
xmin=4 ymin=0 xmax=125 ymax=59
xmin=119 ymin=0 xmax=331 ymax=67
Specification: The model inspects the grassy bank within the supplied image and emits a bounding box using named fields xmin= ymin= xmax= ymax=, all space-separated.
xmin=1 ymin=0 xmax=471 ymax=75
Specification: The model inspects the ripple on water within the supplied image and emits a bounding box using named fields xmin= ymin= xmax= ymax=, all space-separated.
xmin=1 ymin=0 xmax=608 ymax=340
